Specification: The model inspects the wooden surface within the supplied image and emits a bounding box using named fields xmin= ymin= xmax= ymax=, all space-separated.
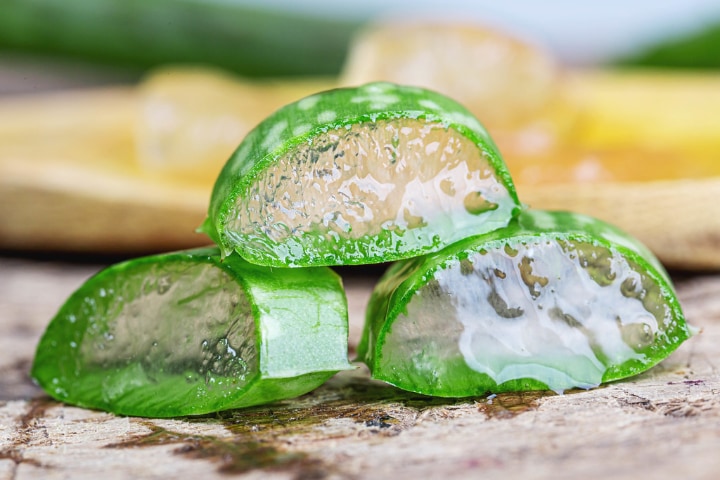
xmin=1 ymin=258 xmax=719 ymax=480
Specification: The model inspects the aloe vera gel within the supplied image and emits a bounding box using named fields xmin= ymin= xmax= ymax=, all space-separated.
xmin=32 ymin=81 xmax=694 ymax=416
xmin=32 ymin=247 xmax=351 ymax=417
xmin=201 ymin=82 xmax=520 ymax=267
xmin=359 ymin=211 xmax=692 ymax=397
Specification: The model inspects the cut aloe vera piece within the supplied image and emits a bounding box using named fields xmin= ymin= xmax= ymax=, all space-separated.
xmin=201 ymin=82 xmax=520 ymax=267
xmin=358 ymin=210 xmax=694 ymax=396
xmin=32 ymin=247 xmax=351 ymax=417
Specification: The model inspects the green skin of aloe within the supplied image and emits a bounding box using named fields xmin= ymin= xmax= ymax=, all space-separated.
xmin=358 ymin=210 xmax=694 ymax=397
xmin=31 ymin=82 xmax=695 ymax=416
xmin=31 ymin=247 xmax=352 ymax=418
xmin=200 ymin=82 xmax=521 ymax=268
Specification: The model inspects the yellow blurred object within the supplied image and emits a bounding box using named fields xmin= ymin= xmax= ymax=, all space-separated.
xmin=135 ymin=68 xmax=334 ymax=183
xmin=0 ymin=87 xmax=209 ymax=253
xmin=501 ymin=70 xmax=720 ymax=270
xmin=568 ymin=69 xmax=720 ymax=156
xmin=0 ymin=87 xmax=135 ymax=170
xmin=340 ymin=21 xmax=562 ymax=131
xmin=503 ymin=70 xmax=720 ymax=184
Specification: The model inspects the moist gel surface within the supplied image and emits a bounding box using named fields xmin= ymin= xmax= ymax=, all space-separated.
xmin=80 ymin=261 xmax=257 ymax=400
xmin=46 ymin=260 xmax=260 ymax=413
xmin=378 ymin=238 xmax=675 ymax=394
xmin=225 ymin=118 xmax=515 ymax=266
xmin=32 ymin=248 xmax=352 ymax=417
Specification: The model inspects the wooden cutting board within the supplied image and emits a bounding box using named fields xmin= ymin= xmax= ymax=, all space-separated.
xmin=1 ymin=258 xmax=719 ymax=480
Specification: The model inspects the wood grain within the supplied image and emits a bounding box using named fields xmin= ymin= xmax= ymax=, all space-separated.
xmin=0 ymin=258 xmax=718 ymax=480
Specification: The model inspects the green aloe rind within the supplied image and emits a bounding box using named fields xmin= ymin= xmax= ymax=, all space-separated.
xmin=31 ymin=247 xmax=352 ymax=417
xmin=200 ymin=81 xmax=520 ymax=267
xmin=32 ymin=79 xmax=696 ymax=415
xmin=359 ymin=210 xmax=693 ymax=397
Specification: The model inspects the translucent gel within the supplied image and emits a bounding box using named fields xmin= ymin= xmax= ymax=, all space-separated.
xmin=381 ymin=239 xmax=668 ymax=393
xmin=227 ymin=118 xmax=513 ymax=262
xmin=78 ymin=261 xmax=257 ymax=402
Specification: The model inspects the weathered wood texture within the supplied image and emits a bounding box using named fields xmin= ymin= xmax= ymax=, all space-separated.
xmin=1 ymin=258 xmax=719 ymax=480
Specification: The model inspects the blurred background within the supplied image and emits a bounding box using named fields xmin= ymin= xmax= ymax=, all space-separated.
xmin=3 ymin=0 xmax=720 ymax=94
xmin=1 ymin=0 xmax=720 ymax=269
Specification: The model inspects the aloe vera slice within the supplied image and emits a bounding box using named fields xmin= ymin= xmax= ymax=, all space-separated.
xmin=31 ymin=247 xmax=351 ymax=417
xmin=358 ymin=210 xmax=694 ymax=397
xmin=200 ymin=82 xmax=520 ymax=267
